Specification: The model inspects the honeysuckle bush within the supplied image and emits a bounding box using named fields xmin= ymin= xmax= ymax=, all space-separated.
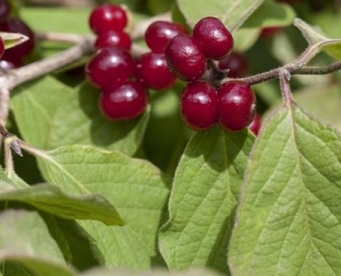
xmin=1 ymin=0 xmax=341 ymax=275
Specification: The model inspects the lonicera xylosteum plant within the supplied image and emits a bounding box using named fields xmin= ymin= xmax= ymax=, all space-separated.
xmin=0 ymin=0 xmax=341 ymax=275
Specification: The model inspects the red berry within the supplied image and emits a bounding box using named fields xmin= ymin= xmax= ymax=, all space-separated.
xmin=0 ymin=1 xmax=11 ymax=23
xmin=181 ymin=81 xmax=218 ymax=131
xmin=89 ymin=4 xmax=127 ymax=34
xmin=217 ymin=81 xmax=256 ymax=132
xmin=99 ymin=80 xmax=148 ymax=121
xmin=0 ymin=18 xmax=35 ymax=61
xmin=192 ymin=16 xmax=234 ymax=60
xmin=135 ymin=52 xmax=176 ymax=90
xmin=248 ymin=113 xmax=261 ymax=135
xmin=85 ymin=46 xmax=135 ymax=88
xmin=144 ymin=20 xmax=187 ymax=53
xmin=218 ymin=52 xmax=248 ymax=78
xmin=95 ymin=30 xmax=131 ymax=50
xmin=164 ymin=34 xmax=207 ymax=81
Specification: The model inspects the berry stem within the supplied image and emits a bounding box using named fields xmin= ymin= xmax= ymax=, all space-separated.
xmin=36 ymin=32 xmax=94 ymax=44
xmin=0 ymin=124 xmax=22 ymax=156
xmin=207 ymin=59 xmax=226 ymax=85
xmin=279 ymin=69 xmax=293 ymax=106
xmin=223 ymin=60 xmax=341 ymax=85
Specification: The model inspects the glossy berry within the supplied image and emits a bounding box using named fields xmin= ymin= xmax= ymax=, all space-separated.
xmin=181 ymin=81 xmax=218 ymax=131
xmin=0 ymin=18 xmax=35 ymax=61
xmin=144 ymin=20 xmax=187 ymax=53
xmin=164 ymin=34 xmax=207 ymax=81
xmin=135 ymin=52 xmax=176 ymax=90
xmin=218 ymin=52 xmax=248 ymax=78
xmin=0 ymin=1 xmax=11 ymax=23
xmin=95 ymin=30 xmax=131 ymax=50
xmin=248 ymin=113 xmax=261 ymax=135
xmin=85 ymin=46 xmax=135 ymax=88
xmin=192 ymin=16 xmax=234 ymax=60
xmin=217 ymin=81 xmax=256 ymax=132
xmin=100 ymin=80 xmax=148 ymax=121
xmin=89 ymin=4 xmax=127 ymax=34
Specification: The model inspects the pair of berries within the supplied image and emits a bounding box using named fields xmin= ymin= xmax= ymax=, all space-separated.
xmin=89 ymin=3 xmax=131 ymax=50
xmin=134 ymin=20 xmax=187 ymax=91
xmin=165 ymin=16 xmax=234 ymax=81
xmin=181 ymin=81 xmax=256 ymax=132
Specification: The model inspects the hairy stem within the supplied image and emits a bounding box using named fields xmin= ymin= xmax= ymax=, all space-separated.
xmin=279 ymin=69 xmax=293 ymax=105
xmin=223 ymin=61 xmax=341 ymax=85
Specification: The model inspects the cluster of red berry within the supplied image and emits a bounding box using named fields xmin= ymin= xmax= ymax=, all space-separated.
xmin=0 ymin=0 xmax=35 ymax=69
xmin=85 ymin=4 xmax=186 ymax=121
xmin=85 ymin=4 xmax=259 ymax=133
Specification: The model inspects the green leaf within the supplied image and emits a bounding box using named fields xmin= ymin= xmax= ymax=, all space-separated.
xmin=52 ymin=219 xmax=99 ymax=271
xmin=47 ymin=83 xmax=150 ymax=156
xmin=242 ymin=1 xmax=295 ymax=28
xmin=175 ymin=0 xmax=265 ymax=31
xmin=233 ymin=28 xmax=260 ymax=52
xmin=229 ymin=103 xmax=341 ymax=275
xmin=0 ymin=184 xmax=124 ymax=226
xmin=11 ymin=76 xmax=72 ymax=149
xmin=293 ymin=84 xmax=341 ymax=129
xmin=35 ymin=145 xmax=170 ymax=269
xmin=39 ymin=214 xmax=73 ymax=265
xmin=294 ymin=18 xmax=341 ymax=60
xmin=80 ymin=267 xmax=222 ymax=276
xmin=0 ymin=166 xmax=26 ymax=190
xmin=143 ymin=89 xmax=187 ymax=174
xmin=159 ymin=126 xmax=254 ymax=274
xmin=21 ymin=8 xmax=90 ymax=35
xmin=234 ymin=1 xmax=295 ymax=52
xmin=0 ymin=210 xmax=75 ymax=276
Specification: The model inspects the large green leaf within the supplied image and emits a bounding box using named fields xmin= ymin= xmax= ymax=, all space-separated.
xmin=80 ymin=267 xmax=222 ymax=276
xmin=175 ymin=0 xmax=264 ymax=31
xmin=242 ymin=0 xmax=295 ymax=28
xmin=11 ymin=76 xmax=71 ymax=149
xmin=0 ymin=184 xmax=124 ymax=226
xmin=293 ymin=84 xmax=341 ymax=129
xmin=229 ymin=103 xmax=341 ymax=275
xmin=159 ymin=126 xmax=254 ymax=274
xmin=35 ymin=145 xmax=170 ymax=269
xmin=0 ymin=210 xmax=75 ymax=276
xmin=47 ymin=82 xmax=150 ymax=156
